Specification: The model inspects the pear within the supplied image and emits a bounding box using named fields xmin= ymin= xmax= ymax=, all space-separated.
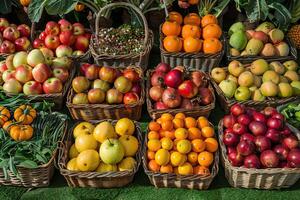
xmin=262 ymin=70 xmax=280 ymax=84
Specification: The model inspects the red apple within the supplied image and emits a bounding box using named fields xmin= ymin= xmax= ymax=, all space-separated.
xmin=155 ymin=63 xmax=171 ymax=73
xmin=45 ymin=35 xmax=60 ymax=50
xmin=123 ymin=68 xmax=140 ymax=82
xmin=83 ymin=33 xmax=91 ymax=40
xmin=223 ymin=131 xmax=240 ymax=146
xmin=230 ymin=104 xmax=245 ymax=116
xmin=3 ymin=78 xmax=22 ymax=94
xmin=232 ymin=123 xmax=247 ymax=135
xmin=59 ymin=30 xmax=75 ymax=46
xmin=267 ymin=118 xmax=283 ymax=130
xmin=0 ymin=61 xmax=8 ymax=73
xmin=0 ymin=40 xmax=15 ymax=54
xmin=262 ymin=107 xmax=277 ymax=117
xmin=85 ymin=64 xmax=100 ymax=80
xmin=3 ymin=27 xmax=20 ymax=41
xmin=15 ymin=65 xmax=32 ymax=83
xmin=80 ymin=63 xmax=91 ymax=75
xmin=33 ymin=38 xmax=45 ymax=49
xmin=55 ymin=45 xmax=73 ymax=57
xmin=240 ymin=133 xmax=255 ymax=142
xmin=228 ymin=150 xmax=244 ymax=167
xmin=32 ymin=63 xmax=52 ymax=83
xmin=223 ymin=115 xmax=236 ymax=128
xmin=0 ymin=18 xmax=9 ymax=32
xmin=87 ymin=88 xmax=105 ymax=104
xmin=123 ymin=92 xmax=139 ymax=104
xmin=73 ymin=23 xmax=85 ymax=35
xmin=45 ymin=21 xmax=60 ymax=36
xmin=39 ymin=31 xmax=47 ymax=40
xmin=283 ymin=136 xmax=299 ymax=150
xmin=15 ymin=37 xmax=31 ymax=51
xmin=154 ymin=101 xmax=168 ymax=110
xmin=58 ymin=19 xmax=72 ymax=32
xmin=252 ymin=111 xmax=267 ymax=123
xmin=53 ymin=67 xmax=69 ymax=83
xmin=178 ymin=80 xmax=198 ymax=98
xmin=255 ymin=136 xmax=271 ymax=152
xmin=237 ymin=114 xmax=252 ymax=125
xmin=99 ymin=66 xmax=116 ymax=83
xmin=23 ymin=81 xmax=43 ymax=95
xmin=106 ymin=88 xmax=123 ymax=104
xmin=272 ymin=113 xmax=285 ymax=121
xmin=17 ymin=24 xmax=30 ymax=38
xmin=249 ymin=121 xmax=267 ymax=136
xmin=72 ymin=76 xmax=90 ymax=93
xmin=43 ymin=77 xmax=63 ymax=94
xmin=74 ymin=35 xmax=89 ymax=52
xmin=237 ymin=140 xmax=255 ymax=156
xmin=2 ymin=69 xmax=15 ymax=82
xmin=198 ymin=87 xmax=213 ymax=105
xmin=131 ymin=83 xmax=141 ymax=97
xmin=265 ymin=129 xmax=281 ymax=143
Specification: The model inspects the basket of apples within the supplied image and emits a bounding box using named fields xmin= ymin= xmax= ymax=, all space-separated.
xmin=58 ymin=118 xmax=143 ymax=188
xmin=0 ymin=49 xmax=75 ymax=109
xmin=210 ymin=59 xmax=300 ymax=112
xmin=219 ymin=104 xmax=300 ymax=189
xmin=147 ymin=63 xmax=215 ymax=119
xmin=32 ymin=19 xmax=91 ymax=62
xmin=66 ymin=63 xmax=144 ymax=121
xmin=142 ymin=113 xmax=219 ymax=190
xmin=0 ymin=18 xmax=32 ymax=58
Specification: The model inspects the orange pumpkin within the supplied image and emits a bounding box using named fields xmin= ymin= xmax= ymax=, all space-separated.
xmin=20 ymin=0 xmax=31 ymax=7
xmin=188 ymin=0 xmax=199 ymax=5
xmin=10 ymin=125 xmax=33 ymax=141
xmin=183 ymin=37 xmax=202 ymax=53
xmin=203 ymin=38 xmax=222 ymax=54
xmin=201 ymin=14 xmax=218 ymax=28
xmin=181 ymin=25 xmax=201 ymax=39
xmin=75 ymin=3 xmax=85 ymax=12
xmin=202 ymin=24 xmax=222 ymax=39
xmin=14 ymin=105 xmax=37 ymax=125
xmin=168 ymin=11 xmax=183 ymax=25
xmin=0 ymin=106 xmax=10 ymax=126
xmin=183 ymin=13 xmax=201 ymax=26
xmin=2 ymin=120 xmax=15 ymax=132
xmin=162 ymin=21 xmax=181 ymax=36
xmin=163 ymin=36 xmax=183 ymax=52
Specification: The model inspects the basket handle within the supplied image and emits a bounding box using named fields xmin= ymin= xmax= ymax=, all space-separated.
xmin=95 ymin=2 xmax=149 ymax=48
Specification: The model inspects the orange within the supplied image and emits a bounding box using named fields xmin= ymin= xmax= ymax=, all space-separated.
xmin=205 ymin=138 xmax=218 ymax=153
xmin=198 ymin=151 xmax=214 ymax=167
xmin=164 ymin=130 xmax=175 ymax=140
xmin=164 ymin=36 xmax=183 ymax=52
xmin=168 ymin=11 xmax=183 ymax=25
xmin=191 ymin=139 xmax=206 ymax=153
xmin=148 ymin=160 xmax=160 ymax=172
xmin=188 ymin=0 xmax=199 ymax=5
xmin=178 ymin=162 xmax=193 ymax=175
xmin=175 ymin=113 xmax=186 ymax=120
xmin=202 ymin=24 xmax=222 ymax=39
xmin=155 ymin=149 xmax=170 ymax=165
xmin=161 ymin=120 xmax=173 ymax=131
xmin=147 ymin=139 xmax=161 ymax=151
xmin=162 ymin=21 xmax=181 ymax=36
xmin=149 ymin=121 xmax=161 ymax=131
xmin=175 ymin=128 xmax=188 ymax=139
xmin=147 ymin=150 xmax=155 ymax=160
xmin=194 ymin=165 xmax=210 ymax=176
xmin=160 ymin=164 xmax=173 ymax=173
xmin=161 ymin=113 xmax=174 ymax=121
xmin=173 ymin=139 xmax=180 ymax=151
xmin=197 ymin=116 xmax=210 ymax=128
xmin=182 ymin=25 xmax=201 ymax=39
xmin=183 ymin=37 xmax=202 ymax=53
xmin=156 ymin=118 xmax=163 ymax=124
xmin=188 ymin=127 xmax=202 ymax=140
xmin=187 ymin=152 xmax=198 ymax=165
xmin=173 ymin=118 xmax=184 ymax=129
xmin=170 ymin=151 xmax=187 ymax=166
xmin=161 ymin=137 xmax=173 ymax=150
xmin=159 ymin=130 xmax=166 ymax=138
xmin=148 ymin=131 xmax=160 ymax=140
xmin=184 ymin=13 xmax=201 ymax=26
xmin=201 ymin=14 xmax=218 ymax=28
xmin=201 ymin=126 xmax=214 ymax=138
xmin=203 ymin=38 xmax=222 ymax=54
xmin=177 ymin=139 xmax=192 ymax=154
xmin=185 ymin=117 xmax=197 ymax=128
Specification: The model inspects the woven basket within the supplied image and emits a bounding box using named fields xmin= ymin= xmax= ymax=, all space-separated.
xmin=210 ymin=67 xmax=300 ymax=113
xmin=67 ymin=66 xmax=144 ymax=121
xmin=142 ymin=126 xmax=219 ymax=190
xmin=58 ymin=119 xmax=143 ymax=188
xmin=146 ymin=69 xmax=215 ymax=119
xmin=0 ymin=113 xmax=67 ymax=187
xmin=90 ymin=2 xmax=153 ymax=71
xmin=218 ymin=119 xmax=300 ymax=189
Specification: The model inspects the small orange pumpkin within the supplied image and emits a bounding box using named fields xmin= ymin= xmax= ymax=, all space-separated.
xmin=75 ymin=3 xmax=85 ymax=12
xmin=2 ymin=120 xmax=15 ymax=132
xmin=14 ymin=105 xmax=37 ymax=125
xmin=10 ymin=125 xmax=33 ymax=141
xmin=0 ymin=106 xmax=10 ymax=126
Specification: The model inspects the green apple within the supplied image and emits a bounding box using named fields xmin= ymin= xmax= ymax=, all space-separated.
xmin=252 ymin=89 xmax=266 ymax=101
xmin=219 ymin=80 xmax=237 ymax=98
xmin=291 ymin=81 xmax=300 ymax=95
xmin=118 ymin=157 xmax=136 ymax=171
xmin=100 ymin=139 xmax=124 ymax=165
xmin=226 ymin=74 xmax=238 ymax=85
xmin=278 ymin=83 xmax=293 ymax=98
xmin=27 ymin=49 xmax=45 ymax=67
xmin=211 ymin=67 xmax=226 ymax=83
xmin=13 ymin=51 xmax=28 ymax=67
xmin=250 ymin=59 xmax=269 ymax=75
xmin=260 ymin=81 xmax=279 ymax=97
xmin=238 ymin=71 xmax=254 ymax=87
xmin=228 ymin=60 xmax=245 ymax=77
xmin=262 ymin=70 xmax=280 ymax=84
xmin=234 ymin=86 xmax=251 ymax=101
xmin=283 ymin=60 xmax=298 ymax=71
xmin=52 ymin=57 xmax=72 ymax=69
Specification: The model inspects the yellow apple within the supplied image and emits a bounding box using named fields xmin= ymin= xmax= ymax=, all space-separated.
xmin=76 ymin=149 xmax=100 ymax=172
xmin=115 ymin=118 xmax=135 ymax=136
xmin=178 ymin=162 xmax=193 ymax=175
xmin=67 ymin=158 xmax=79 ymax=171
xmin=96 ymin=162 xmax=118 ymax=172
xmin=75 ymin=134 xmax=98 ymax=152
xmin=93 ymin=121 xmax=117 ymax=143
xmin=73 ymin=122 xmax=95 ymax=138
xmin=118 ymin=135 xmax=139 ymax=156
xmin=68 ymin=143 xmax=79 ymax=159
xmin=118 ymin=157 xmax=136 ymax=171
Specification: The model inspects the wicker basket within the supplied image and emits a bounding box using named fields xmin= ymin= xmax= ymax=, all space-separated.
xmin=67 ymin=66 xmax=144 ymax=121
xmin=0 ymin=112 xmax=67 ymax=187
xmin=143 ymin=126 xmax=219 ymax=190
xmin=90 ymin=2 xmax=153 ymax=71
xmin=146 ymin=69 xmax=215 ymax=119
xmin=58 ymin=119 xmax=143 ymax=188
xmin=218 ymin=119 xmax=300 ymax=189
xmin=210 ymin=67 xmax=300 ymax=113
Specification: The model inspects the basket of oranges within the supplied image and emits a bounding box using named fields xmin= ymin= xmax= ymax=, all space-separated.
xmin=142 ymin=113 xmax=219 ymax=190
xmin=160 ymin=12 xmax=225 ymax=71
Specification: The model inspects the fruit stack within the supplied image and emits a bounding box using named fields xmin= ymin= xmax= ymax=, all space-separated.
xmin=219 ymin=104 xmax=300 ymax=189
xmin=61 ymin=118 xmax=142 ymax=188
xmin=0 ymin=18 xmax=32 ymax=54
xmin=228 ymin=22 xmax=295 ymax=59
xmin=33 ymin=19 xmax=90 ymax=58
xmin=147 ymin=63 xmax=214 ymax=119
xmin=143 ymin=113 xmax=219 ymax=189
xmin=211 ymin=59 xmax=300 ymax=110
xmin=67 ymin=64 xmax=144 ymax=120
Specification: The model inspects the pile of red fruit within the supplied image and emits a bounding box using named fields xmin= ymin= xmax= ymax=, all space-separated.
xmin=149 ymin=63 xmax=214 ymax=110
xmin=0 ymin=18 xmax=31 ymax=54
xmin=222 ymin=104 xmax=300 ymax=169
xmin=33 ymin=19 xmax=90 ymax=57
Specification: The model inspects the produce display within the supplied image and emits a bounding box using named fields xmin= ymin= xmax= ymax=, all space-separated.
xmin=229 ymin=22 xmax=290 ymax=57
xmin=149 ymin=63 xmax=214 ymax=110
xmin=66 ymin=118 xmax=140 ymax=172
xmin=0 ymin=18 xmax=32 ymax=54
xmin=71 ymin=64 xmax=142 ymax=105
xmin=211 ymin=59 xmax=300 ymax=101
xmin=222 ymin=104 xmax=300 ymax=168
xmin=0 ymin=49 xmax=72 ymax=95
xmin=162 ymin=12 xmax=222 ymax=54
xmin=280 ymin=102 xmax=300 ymax=129
xmin=33 ymin=19 xmax=90 ymax=57
xmin=146 ymin=113 xmax=218 ymax=175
